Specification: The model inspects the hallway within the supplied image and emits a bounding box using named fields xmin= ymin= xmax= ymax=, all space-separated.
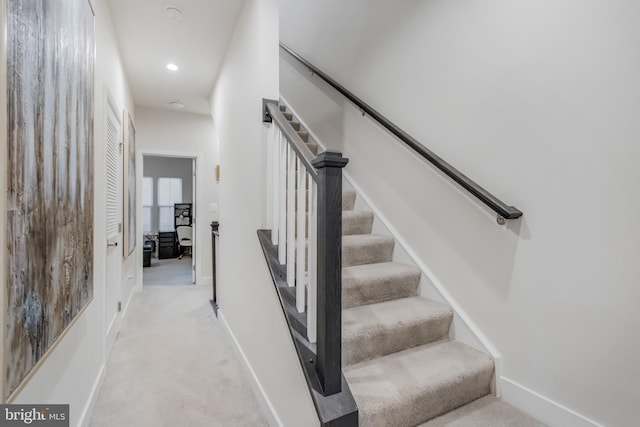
xmin=89 ymin=285 xmax=268 ymax=427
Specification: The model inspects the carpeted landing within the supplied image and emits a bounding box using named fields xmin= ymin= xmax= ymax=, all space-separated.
xmin=89 ymin=285 xmax=268 ymax=427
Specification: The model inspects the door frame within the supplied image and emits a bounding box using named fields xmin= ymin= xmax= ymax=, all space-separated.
xmin=104 ymin=89 xmax=123 ymax=356
xmin=139 ymin=148 xmax=204 ymax=284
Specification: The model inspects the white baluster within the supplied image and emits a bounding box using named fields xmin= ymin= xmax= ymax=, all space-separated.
xmin=271 ymin=127 xmax=280 ymax=245
xmin=296 ymin=162 xmax=307 ymax=313
xmin=286 ymin=145 xmax=296 ymax=287
xmin=307 ymin=178 xmax=318 ymax=343
xmin=278 ymin=133 xmax=287 ymax=264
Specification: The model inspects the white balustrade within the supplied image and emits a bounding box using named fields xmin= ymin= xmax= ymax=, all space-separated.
xmin=296 ymin=162 xmax=307 ymax=313
xmin=270 ymin=125 xmax=280 ymax=245
xmin=286 ymin=145 xmax=296 ymax=287
xmin=278 ymin=130 xmax=287 ymax=264
xmin=307 ymin=177 xmax=318 ymax=343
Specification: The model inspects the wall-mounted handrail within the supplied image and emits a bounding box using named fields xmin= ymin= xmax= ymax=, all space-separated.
xmin=280 ymin=43 xmax=523 ymax=222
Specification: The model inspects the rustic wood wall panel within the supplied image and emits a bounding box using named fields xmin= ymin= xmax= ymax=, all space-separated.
xmin=5 ymin=0 xmax=95 ymax=398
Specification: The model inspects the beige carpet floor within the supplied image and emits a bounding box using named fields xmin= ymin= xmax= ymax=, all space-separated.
xmin=143 ymin=256 xmax=193 ymax=286
xmin=89 ymin=285 xmax=268 ymax=427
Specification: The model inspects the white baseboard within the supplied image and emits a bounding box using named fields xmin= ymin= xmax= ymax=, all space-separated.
xmin=501 ymin=377 xmax=604 ymax=427
xmin=78 ymin=363 xmax=106 ymax=427
xmin=121 ymin=282 xmax=137 ymax=319
xmin=218 ymin=310 xmax=283 ymax=427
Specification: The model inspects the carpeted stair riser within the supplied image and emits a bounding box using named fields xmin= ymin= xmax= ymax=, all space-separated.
xmin=343 ymin=296 xmax=453 ymax=366
xmin=418 ymin=395 xmax=548 ymax=427
xmin=287 ymin=192 xmax=364 ymax=240
xmin=342 ymin=190 xmax=356 ymax=211
xmin=345 ymin=341 xmax=494 ymax=427
xmin=342 ymin=262 xmax=420 ymax=309
xmin=342 ymin=210 xmax=374 ymax=235
xmin=342 ymin=234 xmax=394 ymax=267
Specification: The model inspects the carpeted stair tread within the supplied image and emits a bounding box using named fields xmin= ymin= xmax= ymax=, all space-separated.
xmin=342 ymin=210 xmax=374 ymax=235
xmin=417 ymin=395 xmax=547 ymax=427
xmin=343 ymin=296 xmax=453 ymax=366
xmin=344 ymin=340 xmax=494 ymax=427
xmin=343 ymin=262 xmax=420 ymax=308
xmin=343 ymin=190 xmax=356 ymax=211
xmin=342 ymin=234 xmax=394 ymax=267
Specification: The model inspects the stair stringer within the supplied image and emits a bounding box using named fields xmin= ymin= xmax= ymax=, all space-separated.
xmin=279 ymin=94 xmax=503 ymax=397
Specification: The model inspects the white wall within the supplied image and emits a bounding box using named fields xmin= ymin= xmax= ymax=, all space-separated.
xmin=1 ymin=1 xmax=135 ymax=426
xmin=210 ymin=0 xmax=319 ymax=425
xmin=280 ymin=1 xmax=640 ymax=427
xmin=135 ymin=107 xmax=218 ymax=286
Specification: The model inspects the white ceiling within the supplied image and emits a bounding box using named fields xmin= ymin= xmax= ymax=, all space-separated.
xmin=107 ymin=0 xmax=245 ymax=115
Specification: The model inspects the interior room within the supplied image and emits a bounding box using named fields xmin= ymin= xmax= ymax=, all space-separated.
xmin=142 ymin=155 xmax=195 ymax=286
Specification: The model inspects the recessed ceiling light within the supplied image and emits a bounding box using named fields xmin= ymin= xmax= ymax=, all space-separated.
xmin=169 ymin=100 xmax=184 ymax=109
xmin=166 ymin=63 xmax=179 ymax=71
xmin=165 ymin=6 xmax=184 ymax=21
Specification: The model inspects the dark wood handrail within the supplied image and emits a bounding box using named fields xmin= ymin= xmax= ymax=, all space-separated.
xmin=280 ymin=43 xmax=523 ymax=222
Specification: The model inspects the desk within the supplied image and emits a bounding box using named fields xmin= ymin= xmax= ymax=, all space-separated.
xmin=158 ymin=231 xmax=177 ymax=259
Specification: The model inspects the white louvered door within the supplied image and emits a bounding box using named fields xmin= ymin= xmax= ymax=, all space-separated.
xmin=105 ymin=93 xmax=123 ymax=355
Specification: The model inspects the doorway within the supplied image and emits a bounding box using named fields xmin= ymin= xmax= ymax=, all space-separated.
xmin=142 ymin=154 xmax=196 ymax=286
xmin=105 ymin=92 xmax=123 ymax=354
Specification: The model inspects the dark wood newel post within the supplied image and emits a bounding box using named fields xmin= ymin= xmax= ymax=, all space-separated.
xmin=312 ymin=150 xmax=349 ymax=396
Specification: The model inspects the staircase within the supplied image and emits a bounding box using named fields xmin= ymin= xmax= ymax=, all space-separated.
xmin=276 ymin=103 xmax=545 ymax=427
